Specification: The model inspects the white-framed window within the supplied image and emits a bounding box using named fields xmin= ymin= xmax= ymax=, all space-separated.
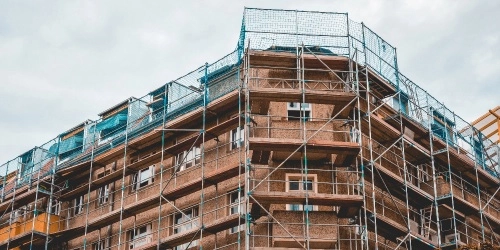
xmin=98 ymin=185 xmax=110 ymax=205
xmin=92 ymin=239 xmax=109 ymax=250
xmin=229 ymin=189 xmax=245 ymax=233
xmin=350 ymin=127 xmax=360 ymax=143
xmin=230 ymin=127 xmax=244 ymax=150
xmin=73 ymin=195 xmax=84 ymax=216
xmin=287 ymin=102 xmax=311 ymax=121
xmin=128 ymin=223 xmax=152 ymax=249
xmin=13 ymin=207 xmax=27 ymax=222
xmin=285 ymin=173 xmax=318 ymax=211
xmin=49 ymin=199 xmax=61 ymax=215
xmin=174 ymin=207 xmax=199 ymax=249
xmin=176 ymin=146 xmax=201 ymax=171
xmin=97 ymin=171 xmax=110 ymax=205
xmin=132 ymin=165 xmax=155 ymax=191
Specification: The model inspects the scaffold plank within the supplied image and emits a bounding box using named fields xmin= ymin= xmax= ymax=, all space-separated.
xmin=273 ymin=238 xmax=337 ymax=249
xmin=249 ymin=88 xmax=356 ymax=105
xmin=365 ymin=159 xmax=434 ymax=208
xmin=249 ymin=137 xmax=359 ymax=154
xmin=365 ymin=210 xmax=406 ymax=240
xmin=0 ymin=230 xmax=46 ymax=249
xmin=249 ymin=50 xmax=349 ymax=71
xmin=0 ymin=188 xmax=50 ymax=215
xmin=251 ymin=191 xmax=363 ymax=207
xmin=358 ymin=66 xmax=397 ymax=98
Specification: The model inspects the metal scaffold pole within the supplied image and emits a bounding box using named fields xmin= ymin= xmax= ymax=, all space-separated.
xmin=361 ymin=21 xmax=380 ymax=249
xmin=117 ymin=99 xmax=132 ymax=249
xmin=299 ymin=43 xmax=312 ymax=250
xmin=427 ymin=95 xmax=443 ymax=247
xmin=236 ymin=34 xmax=244 ymax=250
xmin=198 ymin=62 xmax=209 ymax=249
xmin=45 ymin=136 xmax=61 ymax=249
xmin=156 ymin=83 xmax=169 ymax=250
xmin=353 ymin=47 xmax=368 ymax=250
xmin=244 ymin=40 xmax=251 ymax=250
xmin=82 ymin=122 xmax=99 ymax=249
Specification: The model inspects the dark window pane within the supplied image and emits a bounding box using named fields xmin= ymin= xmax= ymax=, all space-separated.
xmin=289 ymin=181 xmax=299 ymax=190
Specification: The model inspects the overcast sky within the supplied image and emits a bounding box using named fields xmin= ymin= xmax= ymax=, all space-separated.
xmin=1 ymin=1 xmax=499 ymax=164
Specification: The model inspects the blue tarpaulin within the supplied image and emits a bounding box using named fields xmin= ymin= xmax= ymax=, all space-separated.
xmin=49 ymin=133 xmax=83 ymax=155
xmin=96 ymin=113 xmax=128 ymax=131
xmin=97 ymin=112 xmax=128 ymax=138
xmin=59 ymin=135 xmax=84 ymax=154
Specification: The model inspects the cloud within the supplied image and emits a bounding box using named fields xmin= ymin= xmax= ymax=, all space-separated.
xmin=0 ymin=0 xmax=498 ymax=164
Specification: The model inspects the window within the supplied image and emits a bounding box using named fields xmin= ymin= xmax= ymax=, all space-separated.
xmin=286 ymin=174 xmax=317 ymax=211
xmin=431 ymin=110 xmax=456 ymax=145
xmin=19 ymin=150 xmax=34 ymax=183
xmin=174 ymin=207 xmax=199 ymax=249
xmin=229 ymin=189 xmax=245 ymax=233
xmin=230 ymin=127 xmax=244 ymax=150
xmin=13 ymin=208 xmax=26 ymax=221
xmin=132 ymin=165 xmax=155 ymax=191
xmin=92 ymin=239 xmax=108 ymax=250
xmin=49 ymin=199 xmax=61 ymax=215
xmin=350 ymin=127 xmax=360 ymax=143
xmin=128 ymin=223 xmax=152 ymax=249
xmin=176 ymin=147 xmax=201 ymax=171
xmin=288 ymin=102 xmax=311 ymax=121
xmin=73 ymin=195 xmax=84 ymax=216
xmin=417 ymin=164 xmax=431 ymax=183
xmin=97 ymin=171 xmax=110 ymax=205
xmin=473 ymin=138 xmax=485 ymax=167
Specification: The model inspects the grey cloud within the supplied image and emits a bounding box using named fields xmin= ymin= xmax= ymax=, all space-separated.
xmin=0 ymin=0 xmax=498 ymax=164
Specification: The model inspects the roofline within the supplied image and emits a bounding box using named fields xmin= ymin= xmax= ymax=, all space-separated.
xmin=97 ymin=97 xmax=136 ymax=117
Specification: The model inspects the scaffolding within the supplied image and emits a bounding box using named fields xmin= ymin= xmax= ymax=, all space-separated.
xmin=0 ymin=7 xmax=498 ymax=250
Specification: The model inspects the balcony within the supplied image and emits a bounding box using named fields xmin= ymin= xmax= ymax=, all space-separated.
xmin=250 ymin=119 xmax=359 ymax=165
xmin=0 ymin=213 xmax=64 ymax=249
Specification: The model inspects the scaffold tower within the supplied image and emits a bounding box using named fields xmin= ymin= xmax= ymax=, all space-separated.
xmin=0 ymin=7 xmax=498 ymax=250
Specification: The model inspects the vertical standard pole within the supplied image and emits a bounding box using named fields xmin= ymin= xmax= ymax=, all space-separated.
xmin=117 ymin=99 xmax=132 ymax=250
xmin=474 ymin=125 xmax=486 ymax=241
xmin=83 ymin=123 xmax=99 ymax=249
xmin=157 ymin=84 xmax=169 ymax=250
xmin=362 ymin=22 xmax=379 ymax=250
xmin=300 ymin=43 xmax=311 ymax=250
xmin=358 ymin=22 xmax=370 ymax=250
xmin=427 ymin=98 xmax=442 ymax=246
xmin=45 ymin=136 xmax=61 ymax=250
xmin=236 ymin=39 xmax=244 ymax=250
xmin=198 ymin=62 xmax=209 ymax=249
xmin=441 ymin=106 xmax=458 ymax=248
xmin=29 ymin=148 xmax=43 ymax=250
xmin=394 ymin=47 xmax=413 ymax=249
xmin=244 ymin=43 xmax=251 ymax=250
xmin=353 ymin=48 xmax=367 ymax=250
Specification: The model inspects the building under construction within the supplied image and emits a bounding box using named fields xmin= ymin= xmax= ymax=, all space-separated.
xmin=0 ymin=8 xmax=499 ymax=250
